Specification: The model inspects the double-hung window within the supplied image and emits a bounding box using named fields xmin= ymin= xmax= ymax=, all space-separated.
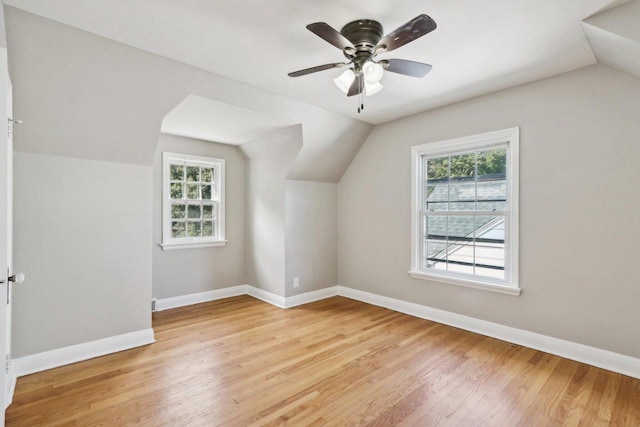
xmin=410 ymin=128 xmax=520 ymax=295
xmin=161 ymin=152 xmax=226 ymax=250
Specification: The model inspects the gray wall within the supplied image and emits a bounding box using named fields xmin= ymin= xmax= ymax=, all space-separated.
xmin=285 ymin=180 xmax=337 ymax=296
xmin=11 ymin=3 xmax=639 ymax=365
xmin=0 ymin=6 xmax=6 ymax=49
xmin=12 ymin=152 xmax=152 ymax=356
xmin=5 ymin=7 xmax=371 ymax=180
xmin=4 ymin=6 xmax=365 ymax=359
xmin=338 ymin=64 xmax=640 ymax=358
xmin=241 ymin=127 xmax=302 ymax=297
xmin=152 ymin=134 xmax=247 ymax=299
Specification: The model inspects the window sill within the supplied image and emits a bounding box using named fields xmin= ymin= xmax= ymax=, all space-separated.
xmin=160 ymin=240 xmax=228 ymax=251
xmin=408 ymin=270 xmax=521 ymax=296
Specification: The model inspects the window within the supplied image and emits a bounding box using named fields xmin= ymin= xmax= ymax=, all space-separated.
xmin=161 ymin=152 xmax=226 ymax=250
xmin=410 ymin=128 xmax=520 ymax=295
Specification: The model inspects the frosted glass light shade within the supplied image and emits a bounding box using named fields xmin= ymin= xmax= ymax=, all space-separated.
xmin=334 ymin=69 xmax=356 ymax=94
xmin=363 ymin=61 xmax=384 ymax=84
xmin=365 ymin=82 xmax=383 ymax=96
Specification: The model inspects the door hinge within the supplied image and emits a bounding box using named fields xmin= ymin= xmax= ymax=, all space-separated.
xmin=5 ymin=354 xmax=10 ymax=374
xmin=7 ymin=118 xmax=23 ymax=137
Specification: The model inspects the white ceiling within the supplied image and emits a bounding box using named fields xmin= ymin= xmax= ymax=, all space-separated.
xmin=3 ymin=0 xmax=629 ymax=125
xmin=161 ymin=95 xmax=295 ymax=145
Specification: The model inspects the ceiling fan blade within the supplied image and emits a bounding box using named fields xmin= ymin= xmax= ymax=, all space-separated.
xmin=377 ymin=14 xmax=437 ymax=53
xmin=288 ymin=63 xmax=345 ymax=77
xmin=383 ymin=59 xmax=433 ymax=77
xmin=347 ymin=74 xmax=363 ymax=97
xmin=307 ymin=22 xmax=355 ymax=51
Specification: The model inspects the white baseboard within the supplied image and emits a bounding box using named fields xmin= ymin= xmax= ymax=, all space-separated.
xmin=155 ymin=285 xmax=247 ymax=311
xmin=21 ymin=285 xmax=636 ymax=381
xmin=285 ymin=286 xmax=338 ymax=308
xmin=156 ymin=285 xmax=339 ymax=311
xmin=14 ymin=328 xmax=155 ymax=377
xmin=246 ymin=286 xmax=286 ymax=308
xmin=155 ymin=285 xmax=286 ymax=310
xmin=155 ymin=284 xmax=639 ymax=379
xmin=336 ymin=286 xmax=640 ymax=379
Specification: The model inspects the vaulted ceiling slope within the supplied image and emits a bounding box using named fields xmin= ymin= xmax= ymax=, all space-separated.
xmin=583 ymin=0 xmax=640 ymax=81
xmin=161 ymin=96 xmax=296 ymax=146
xmin=4 ymin=7 xmax=372 ymax=182
xmin=4 ymin=1 xmax=639 ymax=182
xmin=3 ymin=0 xmax=631 ymax=125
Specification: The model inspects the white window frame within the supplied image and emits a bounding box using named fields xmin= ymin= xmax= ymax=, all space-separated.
xmin=409 ymin=127 xmax=520 ymax=296
xmin=161 ymin=152 xmax=227 ymax=251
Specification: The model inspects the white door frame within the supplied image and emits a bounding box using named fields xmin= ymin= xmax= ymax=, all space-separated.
xmin=0 ymin=44 xmax=15 ymax=423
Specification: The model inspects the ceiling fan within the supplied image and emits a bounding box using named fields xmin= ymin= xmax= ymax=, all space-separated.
xmin=288 ymin=14 xmax=437 ymax=112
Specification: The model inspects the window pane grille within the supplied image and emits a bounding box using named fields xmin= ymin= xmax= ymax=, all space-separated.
xmin=425 ymin=214 xmax=447 ymax=271
xmin=201 ymin=167 xmax=213 ymax=182
xmin=422 ymin=147 xmax=507 ymax=281
xmin=171 ymin=203 xmax=186 ymax=219
xmin=171 ymin=221 xmax=186 ymax=238
xmin=168 ymin=161 xmax=220 ymax=241
xmin=170 ymin=164 xmax=184 ymax=180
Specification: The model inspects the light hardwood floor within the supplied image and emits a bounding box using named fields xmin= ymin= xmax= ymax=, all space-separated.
xmin=6 ymin=296 xmax=640 ymax=426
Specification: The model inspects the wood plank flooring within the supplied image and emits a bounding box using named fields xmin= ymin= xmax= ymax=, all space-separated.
xmin=6 ymin=295 xmax=640 ymax=426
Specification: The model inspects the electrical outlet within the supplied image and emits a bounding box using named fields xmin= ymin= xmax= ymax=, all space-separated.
xmin=293 ymin=277 xmax=299 ymax=288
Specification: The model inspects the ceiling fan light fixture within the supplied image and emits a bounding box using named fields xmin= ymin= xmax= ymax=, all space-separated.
xmin=363 ymin=61 xmax=384 ymax=84
xmin=365 ymin=81 xmax=383 ymax=96
xmin=289 ymin=14 xmax=437 ymax=111
xmin=334 ymin=68 xmax=356 ymax=94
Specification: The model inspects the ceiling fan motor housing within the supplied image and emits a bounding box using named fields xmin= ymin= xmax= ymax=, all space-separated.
xmin=340 ymin=19 xmax=383 ymax=62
